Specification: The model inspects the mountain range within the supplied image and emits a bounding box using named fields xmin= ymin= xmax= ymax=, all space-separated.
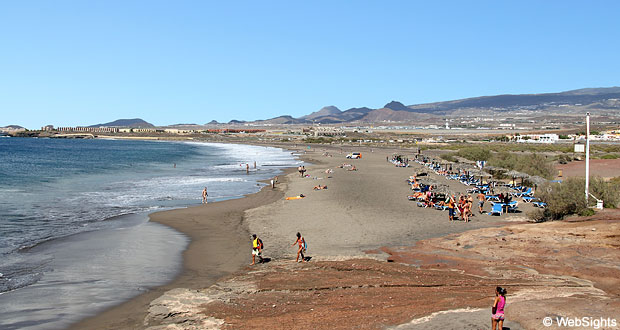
xmin=222 ymin=87 xmax=620 ymax=125
xmin=86 ymin=87 xmax=620 ymax=128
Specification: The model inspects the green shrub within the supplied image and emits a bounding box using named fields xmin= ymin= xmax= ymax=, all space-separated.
xmin=555 ymin=154 xmax=573 ymax=164
xmin=489 ymin=152 xmax=555 ymax=179
xmin=305 ymin=137 xmax=330 ymax=143
xmin=527 ymin=208 xmax=548 ymax=223
xmin=456 ymin=146 xmax=491 ymax=161
xmin=589 ymin=176 xmax=620 ymax=208
xmin=600 ymin=153 xmax=619 ymax=159
xmin=535 ymin=178 xmax=588 ymax=220
xmin=440 ymin=153 xmax=458 ymax=162
xmin=532 ymin=176 xmax=620 ymax=221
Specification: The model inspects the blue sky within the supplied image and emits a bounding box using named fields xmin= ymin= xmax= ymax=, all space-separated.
xmin=1 ymin=1 xmax=619 ymax=128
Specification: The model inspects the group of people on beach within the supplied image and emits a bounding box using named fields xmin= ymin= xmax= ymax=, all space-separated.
xmin=424 ymin=193 xmax=475 ymax=222
xmin=298 ymin=165 xmax=307 ymax=177
xmin=252 ymin=153 xmax=510 ymax=327
xmin=250 ymin=232 xmax=307 ymax=265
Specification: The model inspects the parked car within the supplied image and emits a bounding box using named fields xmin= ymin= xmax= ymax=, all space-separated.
xmin=346 ymin=152 xmax=362 ymax=159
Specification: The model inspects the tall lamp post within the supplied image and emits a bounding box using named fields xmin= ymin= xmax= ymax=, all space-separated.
xmin=585 ymin=112 xmax=590 ymax=204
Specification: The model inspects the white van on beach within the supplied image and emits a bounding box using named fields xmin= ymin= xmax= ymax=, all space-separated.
xmin=346 ymin=152 xmax=362 ymax=159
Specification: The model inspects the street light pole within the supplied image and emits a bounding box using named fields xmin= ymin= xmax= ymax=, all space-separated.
xmin=585 ymin=112 xmax=590 ymax=204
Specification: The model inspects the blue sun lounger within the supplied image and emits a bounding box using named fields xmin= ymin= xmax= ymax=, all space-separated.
xmin=513 ymin=188 xmax=533 ymax=198
xmin=490 ymin=203 xmax=503 ymax=216
xmin=532 ymin=201 xmax=547 ymax=208
xmin=486 ymin=195 xmax=500 ymax=202
xmin=507 ymin=201 xmax=519 ymax=213
xmin=522 ymin=196 xmax=536 ymax=203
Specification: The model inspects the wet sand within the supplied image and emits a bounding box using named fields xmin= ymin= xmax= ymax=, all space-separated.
xmin=69 ymin=170 xmax=293 ymax=329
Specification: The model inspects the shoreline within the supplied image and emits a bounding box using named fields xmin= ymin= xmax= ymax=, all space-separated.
xmin=69 ymin=143 xmax=620 ymax=329
xmin=67 ymin=143 xmax=303 ymax=329
xmin=69 ymin=167 xmax=297 ymax=329
xmin=71 ymin=142 xmax=518 ymax=329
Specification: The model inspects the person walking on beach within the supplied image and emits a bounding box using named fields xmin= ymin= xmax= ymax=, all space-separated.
xmin=202 ymin=187 xmax=208 ymax=204
xmin=448 ymin=196 xmax=456 ymax=222
xmin=292 ymin=232 xmax=306 ymax=262
xmin=251 ymin=234 xmax=264 ymax=265
xmin=492 ymin=286 xmax=507 ymax=330
xmin=246 ymin=163 xmax=250 ymax=174
xmin=477 ymin=191 xmax=486 ymax=213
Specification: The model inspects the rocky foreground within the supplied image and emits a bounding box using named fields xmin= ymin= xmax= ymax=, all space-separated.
xmin=143 ymin=210 xmax=620 ymax=329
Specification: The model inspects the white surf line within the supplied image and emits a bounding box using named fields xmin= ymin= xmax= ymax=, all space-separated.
xmin=391 ymin=307 xmax=485 ymax=328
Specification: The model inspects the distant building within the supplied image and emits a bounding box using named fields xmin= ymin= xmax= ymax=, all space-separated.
xmin=41 ymin=125 xmax=54 ymax=131
xmin=516 ymin=133 xmax=559 ymax=144
xmin=132 ymin=128 xmax=157 ymax=133
xmin=311 ymin=126 xmax=345 ymax=137
xmin=56 ymin=126 xmax=119 ymax=133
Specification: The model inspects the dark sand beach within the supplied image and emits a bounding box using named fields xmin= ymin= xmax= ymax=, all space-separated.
xmin=69 ymin=168 xmax=294 ymax=329
xmin=72 ymin=144 xmax=620 ymax=329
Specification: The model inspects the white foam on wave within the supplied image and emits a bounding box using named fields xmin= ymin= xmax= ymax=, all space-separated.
xmin=185 ymin=142 xmax=298 ymax=163
xmin=130 ymin=176 xmax=246 ymax=187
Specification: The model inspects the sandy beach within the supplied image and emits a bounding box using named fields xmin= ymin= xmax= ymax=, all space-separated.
xmin=71 ymin=144 xmax=620 ymax=329
xmin=69 ymin=168 xmax=293 ymax=329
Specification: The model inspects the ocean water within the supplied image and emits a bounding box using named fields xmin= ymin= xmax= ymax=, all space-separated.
xmin=0 ymin=137 xmax=299 ymax=329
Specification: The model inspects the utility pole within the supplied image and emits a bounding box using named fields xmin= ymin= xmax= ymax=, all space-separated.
xmin=585 ymin=112 xmax=590 ymax=204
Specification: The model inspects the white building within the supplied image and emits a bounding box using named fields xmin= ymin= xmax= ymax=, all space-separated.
xmin=516 ymin=133 xmax=559 ymax=144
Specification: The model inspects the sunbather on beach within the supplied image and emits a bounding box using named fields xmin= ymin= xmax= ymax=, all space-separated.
xmin=313 ymin=185 xmax=327 ymax=190
xmin=292 ymin=232 xmax=306 ymax=263
xmin=285 ymin=194 xmax=305 ymax=200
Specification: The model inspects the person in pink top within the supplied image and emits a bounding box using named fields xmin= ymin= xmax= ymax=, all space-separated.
xmin=492 ymin=286 xmax=507 ymax=330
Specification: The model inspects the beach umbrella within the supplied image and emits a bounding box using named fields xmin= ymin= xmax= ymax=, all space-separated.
xmin=505 ymin=170 xmax=528 ymax=186
xmin=494 ymin=186 xmax=514 ymax=194
xmin=505 ymin=170 xmax=526 ymax=177
xmin=528 ymin=175 xmax=547 ymax=188
xmin=431 ymin=185 xmax=453 ymax=195
xmin=416 ymin=167 xmax=431 ymax=175
xmin=418 ymin=177 xmax=439 ymax=185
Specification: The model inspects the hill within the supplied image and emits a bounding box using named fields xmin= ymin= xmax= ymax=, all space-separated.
xmin=301 ymin=106 xmax=342 ymax=120
xmin=405 ymin=87 xmax=620 ymax=114
xmin=288 ymin=87 xmax=620 ymax=123
xmin=90 ymin=118 xmax=154 ymax=128
xmin=2 ymin=125 xmax=24 ymax=129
